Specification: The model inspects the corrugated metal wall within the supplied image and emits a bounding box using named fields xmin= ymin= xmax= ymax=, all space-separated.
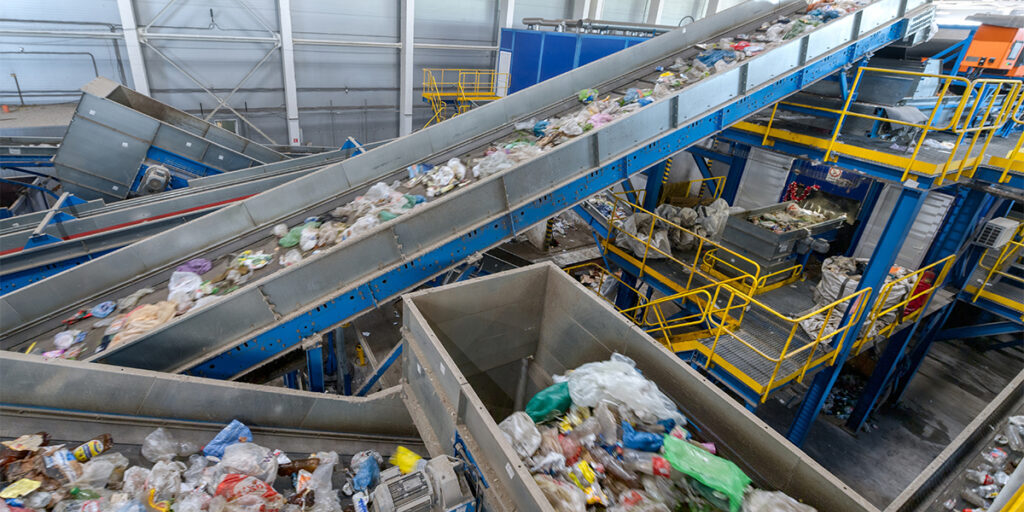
xmin=1 ymin=0 xmax=714 ymax=145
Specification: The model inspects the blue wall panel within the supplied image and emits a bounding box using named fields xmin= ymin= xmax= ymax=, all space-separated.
xmin=502 ymin=29 xmax=651 ymax=93
xmin=538 ymin=33 xmax=579 ymax=83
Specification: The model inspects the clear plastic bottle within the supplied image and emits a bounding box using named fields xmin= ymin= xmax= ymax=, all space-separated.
xmin=620 ymin=449 xmax=672 ymax=478
xmin=976 ymin=484 xmax=1000 ymax=499
xmin=964 ymin=469 xmax=994 ymax=485
xmin=960 ymin=488 xmax=988 ymax=508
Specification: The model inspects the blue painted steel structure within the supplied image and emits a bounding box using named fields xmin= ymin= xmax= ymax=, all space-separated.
xmin=500 ymin=29 xmax=651 ymax=93
xmin=788 ymin=186 xmax=929 ymax=443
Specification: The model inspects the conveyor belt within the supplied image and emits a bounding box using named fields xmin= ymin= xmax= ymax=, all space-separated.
xmin=0 ymin=0 xmax=934 ymax=379
xmin=0 ymin=147 xmax=359 ymax=293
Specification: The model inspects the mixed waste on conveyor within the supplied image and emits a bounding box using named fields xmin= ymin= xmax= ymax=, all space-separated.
xmin=23 ymin=0 xmax=874 ymax=359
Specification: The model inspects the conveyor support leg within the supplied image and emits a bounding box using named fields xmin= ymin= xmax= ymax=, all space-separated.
xmin=787 ymin=186 xmax=928 ymax=445
xmin=889 ymin=302 xmax=955 ymax=403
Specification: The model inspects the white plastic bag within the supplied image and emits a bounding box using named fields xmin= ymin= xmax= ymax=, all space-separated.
xmin=743 ymin=490 xmax=817 ymax=512
xmin=272 ymin=224 xmax=289 ymax=238
xmin=168 ymin=271 xmax=202 ymax=297
xmin=279 ymin=249 xmax=302 ymax=267
xmin=472 ymin=151 xmax=514 ymax=178
xmin=498 ymin=412 xmax=541 ymax=459
xmin=534 ymin=474 xmax=586 ymax=512
xmin=142 ymin=428 xmax=179 ymax=462
xmin=145 ymin=460 xmax=185 ymax=502
xmin=219 ymin=443 xmax=278 ymax=483
xmin=564 ymin=353 xmax=686 ymax=426
xmin=299 ymin=226 xmax=319 ymax=251
xmin=176 ymin=489 xmax=213 ymax=512
xmin=183 ymin=454 xmax=209 ymax=488
xmin=122 ymin=466 xmax=151 ymax=500
xmin=615 ymin=213 xmax=672 ymax=259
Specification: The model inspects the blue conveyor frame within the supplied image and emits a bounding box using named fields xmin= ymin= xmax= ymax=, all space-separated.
xmin=0 ymin=0 xmax=932 ymax=400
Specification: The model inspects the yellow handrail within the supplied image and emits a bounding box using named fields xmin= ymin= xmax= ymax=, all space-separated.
xmin=768 ymin=67 xmax=1022 ymax=185
xmin=855 ymin=254 xmax=956 ymax=353
xmin=704 ymin=283 xmax=873 ymax=401
xmin=972 ymin=222 xmax=1024 ymax=303
xmin=606 ymin=191 xmax=763 ymax=292
xmin=997 ymin=90 xmax=1024 ymax=184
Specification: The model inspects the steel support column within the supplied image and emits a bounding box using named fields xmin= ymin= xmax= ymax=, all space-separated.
xmin=720 ymin=143 xmax=748 ymax=204
xmin=889 ymin=301 xmax=955 ymax=403
xmin=643 ymin=161 xmax=667 ymax=211
xmin=498 ymin=0 xmax=516 ymax=28
xmin=305 ymin=340 xmax=325 ymax=392
xmin=277 ymin=0 xmax=302 ymax=146
xmin=571 ymin=0 xmax=592 ymax=19
xmin=846 ymin=180 xmax=883 ymax=256
xmin=588 ymin=0 xmax=605 ymax=19
xmin=787 ymin=185 xmax=929 ymax=445
xmin=115 ymin=0 xmax=150 ymax=95
xmin=399 ymin=0 xmax=415 ymax=137
xmin=646 ymin=0 xmax=664 ymax=24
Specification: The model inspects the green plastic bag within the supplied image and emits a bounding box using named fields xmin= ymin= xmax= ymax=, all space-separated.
xmin=577 ymin=88 xmax=598 ymax=104
xmin=278 ymin=222 xmax=320 ymax=248
xmin=525 ymin=382 xmax=572 ymax=423
xmin=661 ymin=435 xmax=751 ymax=512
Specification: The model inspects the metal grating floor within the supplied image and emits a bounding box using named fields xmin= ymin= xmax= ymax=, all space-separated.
xmin=696 ymin=308 xmax=828 ymax=387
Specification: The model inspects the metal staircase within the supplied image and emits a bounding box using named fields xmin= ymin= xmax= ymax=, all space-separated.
xmin=1 ymin=0 xmax=935 ymax=384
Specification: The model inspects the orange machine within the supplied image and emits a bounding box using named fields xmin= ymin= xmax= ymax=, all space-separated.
xmin=959 ymin=14 xmax=1024 ymax=77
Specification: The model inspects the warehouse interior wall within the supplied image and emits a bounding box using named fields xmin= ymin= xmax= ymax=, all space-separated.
xmin=1 ymin=0 xmax=716 ymax=146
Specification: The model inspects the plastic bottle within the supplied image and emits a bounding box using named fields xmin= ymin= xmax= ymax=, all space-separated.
xmin=73 ymin=434 xmax=113 ymax=462
xmin=620 ymin=449 xmax=671 ymax=478
xmin=70 ymin=488 xmax=102 ymax=500
xmin=964 ymin=469 xmax=994 ymax=485
xmin=959 ymin=488 xmax=988 ymax=508
xmin=278 ymin=458 xmax=320 ymax=477
xmin=976 ymin=484 xmax=1000 ymax=499
xmin=55 ymin=499 xmax=104 ymax=512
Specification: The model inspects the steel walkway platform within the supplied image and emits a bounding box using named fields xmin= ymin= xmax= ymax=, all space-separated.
xmin=0 ymin=0 xmax=934 ymax=381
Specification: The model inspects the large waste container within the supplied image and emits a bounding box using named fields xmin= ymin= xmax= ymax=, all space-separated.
xmin=400 ymin=262 xmax=878 ymax=511
xmin=0 ymin=352 xmax=422 ymax=492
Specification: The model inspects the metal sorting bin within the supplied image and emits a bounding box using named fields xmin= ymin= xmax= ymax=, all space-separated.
xmin=721 ymin=200 xmax=847 ymax=271
xmin=885 ymin=371 xmax=1024 ymax=512
xmin=399 ymin=262 xmax=877 ymax=512
xmin=0 ymin=352 xmax=422 ymax=469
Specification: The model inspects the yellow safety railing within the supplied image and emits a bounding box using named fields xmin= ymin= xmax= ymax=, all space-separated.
xmin=605 ymin=191 xmax=763 ymax=294
xmin=996 ymin=92 xmax=1024 ymax=184
xmin=564 ymin=263 xmax=721 ymax=343
xmin=972 ymin=222 xmax=1024 ymax=305
xmin=660 ymin=176 xmax=726 ymax=207
xmin=704 ymin=284 xmax=873 ymax=401
xmin=422 ymin=68 xmax=510 ymax=127
xmin=854 ymin=254 xmax=956 ymax=354
xmin=701 ymin=249 xmax=804 ymax=295
xmin=762 ymin=68 xmax=1023 ymax=185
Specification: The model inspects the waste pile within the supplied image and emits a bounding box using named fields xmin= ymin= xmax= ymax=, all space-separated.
xmin=613 ymin=200 xmax=733 ymax=259
xmin=665 ymin=0 xmax=870 ymax=84
xmin=0 ymin=420 xmax=433 ymax=512
xmin=745 ymin=203 xmax=829 ymax=234
xmin=798 ymin=256 xmax=912 ymax=341
xmin=498 ymin=353 xmax=816 ymax=511
xmin=25 ymin=0 xmax=871 ymax=358
xmin=943 ymin=415 xmax=1023 ymax=511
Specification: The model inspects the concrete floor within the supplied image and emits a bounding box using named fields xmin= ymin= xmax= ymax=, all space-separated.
xmin=756 ymin=337 xmax=1024 ymax=508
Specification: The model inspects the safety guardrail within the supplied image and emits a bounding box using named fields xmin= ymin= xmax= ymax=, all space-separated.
xmin=854 ymin=254 xmax=956 ymax=354
xmin=705 ymin=284 xmax=873 ymax=402
xmin=422 ymin=68 xmax=510 ymax=127
xmin=972 ymin=223 xmax=1024 ymax=305
xmin=760 ymin=68 xmax=1022 ymax=186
